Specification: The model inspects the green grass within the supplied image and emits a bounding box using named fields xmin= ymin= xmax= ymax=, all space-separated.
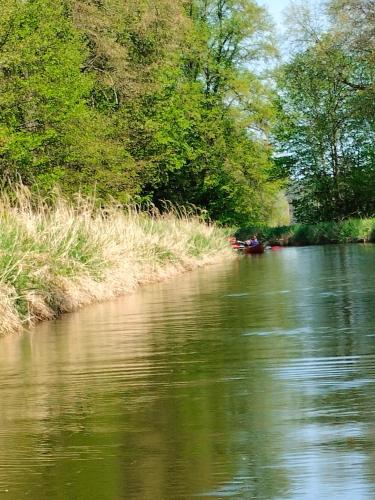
xmin=0 ymin=187 xmax=233 ymax=335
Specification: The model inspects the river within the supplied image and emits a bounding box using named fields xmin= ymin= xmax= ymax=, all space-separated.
xmin=0 ymin=245 xmax=375 ymax=499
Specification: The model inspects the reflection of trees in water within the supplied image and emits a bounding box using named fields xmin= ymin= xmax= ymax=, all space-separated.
xmin=279 ymin=354 xmax=375 ymax=496
xmin=97 ymin=259 xmax=297 ymax=498
xmin=1 ymin=246 xmax=374 ymax=499
xmin=0 ymin=259 xmax=297 ymax=499
xmin=274 ymin=246 xmax=375 ymax=496
xmin=282 ymin=245 xmax=375 ymax=357
xmin=317 ymin=245 xmax=375 ymax=357
xmin=115 ymin=334 xmax=292 ymax=498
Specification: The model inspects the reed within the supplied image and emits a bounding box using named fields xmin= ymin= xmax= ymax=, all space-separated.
xmin=0 ymin=187 xmax=233 ymax=335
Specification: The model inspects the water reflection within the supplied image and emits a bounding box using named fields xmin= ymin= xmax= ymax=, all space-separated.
xmin=0 ymin=246 xmax=374 ymax=499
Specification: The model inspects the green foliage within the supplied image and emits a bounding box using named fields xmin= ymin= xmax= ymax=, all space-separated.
xmin=241 ymin=218 xmax=375 ymax=246
xmin=0 ymin=0 xmax=137 ymax=202
xmin=274 ymin=1 xmax=375 ymax=223
xmin=137 ymin=0 xmax=281 ymax=225
xmin=0 ymin=0 xmax=282 ymax=225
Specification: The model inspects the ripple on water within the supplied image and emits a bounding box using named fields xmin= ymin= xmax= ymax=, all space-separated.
xmin=1 ymin=245 xmax=375 ymax=499
xmin=243 ymin=326 xmax=314 ymax=337
xmin=224 ymin=293 xmax=250 ymax=298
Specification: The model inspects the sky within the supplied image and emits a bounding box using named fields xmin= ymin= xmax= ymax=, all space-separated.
xmin=260 ymin=0 xmax=292 ymax=28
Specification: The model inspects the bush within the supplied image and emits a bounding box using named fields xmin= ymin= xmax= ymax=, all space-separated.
xmin=238 ymin=218 xmax=375 ymax=246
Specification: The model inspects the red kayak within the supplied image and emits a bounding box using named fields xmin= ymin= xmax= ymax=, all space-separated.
xmin=243 ymin=244 xmax=264 ymax=255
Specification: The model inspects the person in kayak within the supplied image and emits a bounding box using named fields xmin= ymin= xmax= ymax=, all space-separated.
xmin=245 ymin=235 xmax=259 ymax=247
xmin=229 ymin=236 xmax=244 ymax=249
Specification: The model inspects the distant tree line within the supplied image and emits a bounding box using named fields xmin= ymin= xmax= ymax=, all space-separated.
xmin=0 ymin=0 xmax=284 ymax=225
xmin=275 ymin=0 xmax=375 ymax=223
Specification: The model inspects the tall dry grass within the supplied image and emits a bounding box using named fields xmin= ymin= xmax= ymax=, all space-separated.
xmin=0 ymin=187 xmax=233 ymax=335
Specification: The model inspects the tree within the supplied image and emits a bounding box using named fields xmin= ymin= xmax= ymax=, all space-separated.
xmin=274 ymin=2 xmax=375 ymax=222
xmin=144 ymin=0 xmax=280 ymax=224
xmin=0 ymin=0 xmax=283 ymax=225
xmin=0 ymin=0 xmax=136 ymax=201
xmin=327 ymin=0 xmax=375 ymax=124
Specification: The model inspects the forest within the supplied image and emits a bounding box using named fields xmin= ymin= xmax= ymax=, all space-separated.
xmin=0 ymin=0 xmax=374 ymax=225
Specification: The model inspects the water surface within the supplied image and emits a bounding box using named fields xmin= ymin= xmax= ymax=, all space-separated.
xmin=1 ymin=245 xmax=375 ymax=499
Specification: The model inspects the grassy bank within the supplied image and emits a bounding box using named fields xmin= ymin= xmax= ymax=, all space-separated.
xmin=237 ymin=218 xmax=375 ymax=246
xmin=0 ymin=188 xmax=233 ymax=335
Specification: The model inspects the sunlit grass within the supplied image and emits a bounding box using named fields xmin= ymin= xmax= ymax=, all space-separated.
xmin=0 ymin=187 xmax=233 ymax=335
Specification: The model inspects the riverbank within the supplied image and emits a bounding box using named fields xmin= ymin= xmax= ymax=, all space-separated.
xmin=238 ymin=218 xmax=375 ymax=246
xmin=0 ymin=188 xmax=233 ymax=335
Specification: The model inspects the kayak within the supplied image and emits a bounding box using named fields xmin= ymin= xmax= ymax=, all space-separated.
xmin=229 ymin=239 xmax=265 ymax=254
xmin=243 ymin=244 xmax=264 ymax=255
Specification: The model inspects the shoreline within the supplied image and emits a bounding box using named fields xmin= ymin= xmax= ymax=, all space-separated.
xmin=27 ymin=249 xmax=233 ymax=335
xmin=238 ymin=218 xmax=375 ymax=247
xmin=0 ymin=190 xmax=234 ymax=336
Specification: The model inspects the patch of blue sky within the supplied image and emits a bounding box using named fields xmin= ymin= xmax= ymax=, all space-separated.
xmin=259 ymin=0 xmax=291 ymax=30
